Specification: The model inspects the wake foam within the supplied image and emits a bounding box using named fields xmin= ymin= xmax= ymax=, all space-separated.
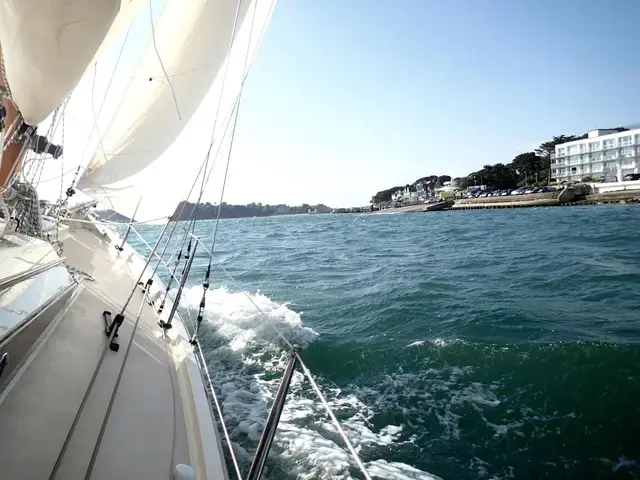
xmin=179 ymin=286 xmax=439 ymax=479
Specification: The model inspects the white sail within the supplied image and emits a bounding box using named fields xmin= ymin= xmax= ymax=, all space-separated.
xmin=77 ymin=0 xmax=259 ymax=190
xmin=76 ymin=0 xmax=277 ymax=219
xmin=76 ymin=0 xmax=276 ymax=218
xmin=0 ymin=0 xmax=136 ymax=125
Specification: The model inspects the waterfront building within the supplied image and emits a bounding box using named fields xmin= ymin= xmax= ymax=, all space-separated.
xmin=551 ymin=128 xmax=640 ymax=183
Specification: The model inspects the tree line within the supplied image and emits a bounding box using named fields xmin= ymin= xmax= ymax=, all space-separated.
xmin=371 ymin=134 xmax=584 ymax=202
xmin=170 ymin=201 xmax=332 ymax=220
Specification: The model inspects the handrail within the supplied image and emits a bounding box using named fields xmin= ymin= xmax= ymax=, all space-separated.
xmin=0 ymin=257 xmax=65 ymax=292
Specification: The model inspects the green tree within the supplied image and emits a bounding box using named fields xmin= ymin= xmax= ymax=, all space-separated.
xmin=453 ymin=176 xmax=471 ymax=189
xmin=511 ymin=152 xmax=541 ymax=180
xmin=472 ymin=163 xmax=518 ymax=189
xmin=535 ymin=135 xmax=579 ymax=158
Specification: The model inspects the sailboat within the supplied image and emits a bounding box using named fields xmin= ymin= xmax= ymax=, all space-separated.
xmin=0 ymin=1 xmax=373 ymax=479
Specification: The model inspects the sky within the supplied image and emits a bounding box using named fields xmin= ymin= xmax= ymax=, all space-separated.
xmin=34 ymin=0 xmax=640 ymax=215
xmin=222 ymin=0 xmax=640 ymax=207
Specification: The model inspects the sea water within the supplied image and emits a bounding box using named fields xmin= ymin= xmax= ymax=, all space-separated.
xmin=130 ymin=205 xmax=640 ymax=479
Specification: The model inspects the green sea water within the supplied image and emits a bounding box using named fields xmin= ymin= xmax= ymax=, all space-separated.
xmin=131 ymin=205 xmax=640 ymax=479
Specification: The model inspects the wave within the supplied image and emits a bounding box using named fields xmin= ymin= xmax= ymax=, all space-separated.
xmin=179 ymin=286 xmax=440 ymax=479
xmin=140 ymin=206 xmax=640 ymax=479
xmin=178 ymin=282 xmax=640 ymax=479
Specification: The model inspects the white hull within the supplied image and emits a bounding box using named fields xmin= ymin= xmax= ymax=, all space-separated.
xmin=0 ymin=220 xmax=227 ymax=479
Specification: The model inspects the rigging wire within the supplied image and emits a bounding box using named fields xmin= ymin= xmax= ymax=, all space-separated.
xmin=35 ymin=103 xmax=66 ymax=188
xmin=202 ymin=0 xmax=263 ymax=262
xmin=161 ymin=0 xmax=256 ymax=349
xmin=80 ymin=23 xmax=133 ymax=166
xmin=149 ymin=0 xmax=181 ymax=120
xmin=75 ymin=22 xmax=134 ymax=214
xmin=294 ymin=356 xmax=372 ymax=480
xmin=89 ymin=62 xmax=117 ymax=213
xmin=187 ymin=234 xmax=372 ymax=479
xmin=199 ymin=0 xmax=279 ymax=193
xmin=34 ymin=166 xmax=78 ymax=183
xmin=67 ymin=214 xmax=169 ymax=226
xmin=178 ymin=1 xmax=370 ymax=475
xmin=193 ymin=0 xmax=245 ymax=204
xmin=155 ymin=3 xmax=273 ymax=476
xmin=21 ymin=98 xmax=66 ymax=187
xmin=185 ymin=0 xmax=281 ymax=215
xmin=194 ymin=338 xmax=243 ymax=480
xmin=71 ymin=0 xmax=370 ymax=476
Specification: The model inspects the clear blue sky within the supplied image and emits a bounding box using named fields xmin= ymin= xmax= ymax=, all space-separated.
xmin=221 ymin=0 xmax=640 ymax=207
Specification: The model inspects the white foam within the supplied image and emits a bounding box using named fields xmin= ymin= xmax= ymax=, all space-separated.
xmin=179 ymin=285 xmax=440 ymax=479
xmin=406 ymin=338 xmax=458 ymax=348
xmin=367 ymin=460 xmax=443 ymax=480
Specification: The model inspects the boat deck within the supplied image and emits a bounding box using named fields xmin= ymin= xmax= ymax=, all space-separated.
xmin=0 ymin=226 xmax=227 ymax=479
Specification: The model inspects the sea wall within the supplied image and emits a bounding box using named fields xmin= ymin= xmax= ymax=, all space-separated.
xmin=589 ymin=179 xmax=640 ymax=194
xmin=455 ymin=192 xmax=557 ymax=206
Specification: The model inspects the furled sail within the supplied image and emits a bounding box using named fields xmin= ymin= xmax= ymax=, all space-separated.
xmin=0 ymin=0 xmax=135 ymax=125
xmin=77 ymin=0 xmax=258 ymax=190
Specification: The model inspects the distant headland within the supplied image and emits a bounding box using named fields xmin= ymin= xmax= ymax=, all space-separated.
xmin=170 ymin=201 xmax=332 ymax=221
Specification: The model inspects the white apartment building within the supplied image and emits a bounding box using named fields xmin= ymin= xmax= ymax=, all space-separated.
xmin=551 ymin=128 xmax=640 ymax=183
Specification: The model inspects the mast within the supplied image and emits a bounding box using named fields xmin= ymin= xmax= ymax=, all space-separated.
xmin=0 ymin=43 xmax=24 ymax=189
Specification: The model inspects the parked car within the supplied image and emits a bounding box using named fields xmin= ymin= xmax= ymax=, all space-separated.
xmin=512 ymin=187 xmax=528 ymax=195
xmin=623 ymin=173 xmax=640 ymax=181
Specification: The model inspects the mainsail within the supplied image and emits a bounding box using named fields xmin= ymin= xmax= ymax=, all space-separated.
xmin=0 ymin=0 xmax=135 ymax=125
xmin=77 ymin=0 xmax=271 ymax=200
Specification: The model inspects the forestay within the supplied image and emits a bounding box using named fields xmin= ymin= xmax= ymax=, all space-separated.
xmin=77 ymin=0 xmax=275 ymax=216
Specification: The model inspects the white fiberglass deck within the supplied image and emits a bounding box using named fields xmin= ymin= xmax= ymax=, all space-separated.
xmin=0 ymin=226 xmax=227 ymax=479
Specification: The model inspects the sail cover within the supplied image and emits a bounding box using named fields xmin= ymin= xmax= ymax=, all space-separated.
xmin=0 ymin=0 xmax=136 ymax=125
xmin=77 ymin=0 xmax=258 ymax=191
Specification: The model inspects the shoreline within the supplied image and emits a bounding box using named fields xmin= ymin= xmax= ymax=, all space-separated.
xmin=369 ymin=189 xmax=640 ymax=214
